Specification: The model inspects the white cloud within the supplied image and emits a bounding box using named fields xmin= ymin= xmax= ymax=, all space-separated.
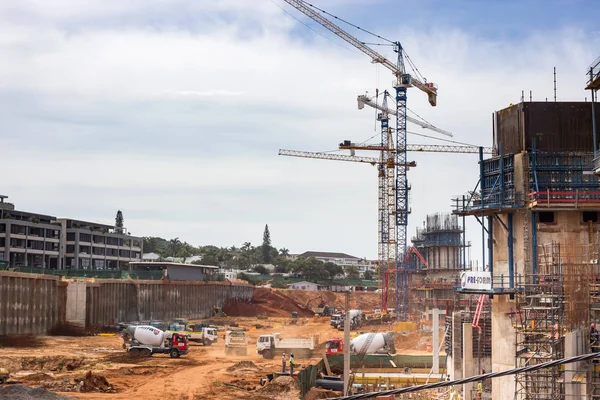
xmin=1 ymin=1 xmax=599 ymax=260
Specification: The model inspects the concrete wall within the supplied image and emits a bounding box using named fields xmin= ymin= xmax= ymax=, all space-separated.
xmin=85 ymin=279 xmax=253 ymax=326
xmin=0 ymin=271 xmax=253 ymax=334
xmin=0 ymin=271 xmax=65 ymax=335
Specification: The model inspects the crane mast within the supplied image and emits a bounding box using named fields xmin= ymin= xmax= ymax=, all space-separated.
xmin=282 ymin=0 xmax=438 ymax=320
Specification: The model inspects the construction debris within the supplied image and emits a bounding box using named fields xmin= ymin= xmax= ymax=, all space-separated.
xmin=0 ymin=384 xmax=74 ymax=400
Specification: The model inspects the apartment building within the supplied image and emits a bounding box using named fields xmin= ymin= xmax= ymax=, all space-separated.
xmin=59 ymin=219 xmax=143 ymax=270
xmin=0 ymin=196 xmax=61 ymax=269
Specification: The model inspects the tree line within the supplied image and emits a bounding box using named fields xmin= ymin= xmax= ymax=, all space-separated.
xmin=142 ymin=224 xmax=374 ymax=282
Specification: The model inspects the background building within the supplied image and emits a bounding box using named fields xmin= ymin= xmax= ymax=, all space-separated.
xmin=59 ymin=219 xmax=143 ymax=269
xmin=0 ymin=195 xmax=61 ymax=269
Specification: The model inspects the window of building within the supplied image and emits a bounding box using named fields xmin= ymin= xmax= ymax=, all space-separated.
xmin=539 ymin=212 xmax=555 ymax=224
xmin=583 ymin=211 xmax=599 ymax=223
xmin=66 ymin=245 xmax=75 ymax=254
xmin=67 ymin=232 xmax=75 ymax=241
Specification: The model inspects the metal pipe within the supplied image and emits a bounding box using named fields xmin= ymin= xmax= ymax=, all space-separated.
xmin=479 ymin=147 xmax=485 ymax=270
xmin=592 ymin=86 xmax=597 ymax=158
xmin=508 ymin=213 xmax=514 ymax=289
xmin=532 ymin=211 xmax=538 ymax=281
xmin=487 ymin=216 xmax=493 ymax=275
xmin=343 ymin=292 xmax=350 ymax=395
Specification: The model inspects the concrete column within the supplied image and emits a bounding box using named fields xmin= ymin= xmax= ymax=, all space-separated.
xmin=65 ymin=281 xmax=86 ymax=327
xmin=462 ymin=323 xmax=474 ymax=400
xmin=450 ymin=312 xmax=463 ymax=382
xmin=432 ymin=308 xmax=440 ymax=374
xmin=565 ymin=330 xmax=585 ymax=399
xmin=3 ymin=221 xmax=10 ymax=263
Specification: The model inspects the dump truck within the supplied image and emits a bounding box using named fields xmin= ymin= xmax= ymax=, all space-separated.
xmin=122 ymin=325 xmax=189 ymax=358
xmin=168 ymin=322 xmax=218 ymax=346
xmin=256 ymin=333 xmax=316 ymax=359
xmin=325 ymin=332 xmax=396 ymax=355
xmin=0 ymin=367 xmax=9 ymax=384
xmin=225 ymin=329 xmax=248 ymax=356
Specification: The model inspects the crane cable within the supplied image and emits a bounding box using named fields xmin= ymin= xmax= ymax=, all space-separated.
xmin=269 ymin=0 xmax=360 ymax=54
xmin=301 ymin=1 xmax=395 ymax=44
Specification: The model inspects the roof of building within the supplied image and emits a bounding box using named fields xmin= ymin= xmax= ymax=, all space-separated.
xmin=0 ymin=209 xmax=57 ymax=224
xmin=129 ymin=262 xmax=218 ymax=269
xmin=287 ymin=281 xmax=322 ymax=287
xmin=142 ymin=252 xmax=161 ymax=260
xmin=298 ymin=251 xmax=360 ymax=259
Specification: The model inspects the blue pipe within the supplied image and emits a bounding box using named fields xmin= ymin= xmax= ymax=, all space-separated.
xmin=532 ymin=211 xmax=538 ymax=282
xmin=508 ymin=213 xmax=514 ymax=289
xmin=487 ymin=216 xmax=493 ymax=275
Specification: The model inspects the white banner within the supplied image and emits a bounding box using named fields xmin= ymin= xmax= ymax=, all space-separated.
xmin=460 ymin=271 xmax=492 ymax=291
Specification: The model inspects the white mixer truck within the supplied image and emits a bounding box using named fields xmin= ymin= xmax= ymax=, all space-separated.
xmin=122 ymin=325 xmax=189 ymax=358
xmin=349 ymin=332 xmax=396 ymax=354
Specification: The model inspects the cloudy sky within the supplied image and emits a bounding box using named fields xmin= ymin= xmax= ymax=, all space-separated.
xmin=1 ymin=0 xmax=599 ymax=261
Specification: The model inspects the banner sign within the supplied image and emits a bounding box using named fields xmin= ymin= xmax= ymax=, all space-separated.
xmin=460 ymin=271 xmax=492 ymax=291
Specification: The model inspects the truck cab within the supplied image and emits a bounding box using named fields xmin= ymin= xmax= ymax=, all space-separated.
xmin=325 ymin=338 xmax=343 ymax=355
xmin=330 ymin=314 xmax=343 ymax=328
xmin=201 ymin=327 xmax=218 ymax=345
xmin=256 ymin=334 xmax=276 ymax=358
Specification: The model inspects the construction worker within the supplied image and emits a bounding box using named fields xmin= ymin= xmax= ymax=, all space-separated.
xmin=449 ymin=385 xmax=461 ymax=400
xmin=289 ymin=353 xmax=296 ymax=375
xmin=281 ymin=352 xmax=286 ymax=373
xmin=592 ymin=324 xmax=599 ymax=345
xmin=476 ymin=380 xmax=483 ymax=400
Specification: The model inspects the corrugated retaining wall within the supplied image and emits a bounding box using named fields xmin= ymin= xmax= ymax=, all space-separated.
xmin=0 ymin=271 xmax=253 ymax=334
xmin=0 ymin=271 xmax=65 ymax=335
xmin=85 ymin=279 xmax=253 ymax=327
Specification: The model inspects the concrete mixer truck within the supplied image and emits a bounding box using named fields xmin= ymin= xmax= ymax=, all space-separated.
xmin=325 ymin=332 xmax=395 ymax=355
xmin=122 ymin=325 xmax=189 ymax=358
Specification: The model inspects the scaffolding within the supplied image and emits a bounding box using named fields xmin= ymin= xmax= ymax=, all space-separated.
xmin=514 ymin=242 xmax=596 ymax=399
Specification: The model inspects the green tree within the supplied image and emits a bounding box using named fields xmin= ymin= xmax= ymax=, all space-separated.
xmin=324 ymin=262 xmax=344 ymax=280
xmin=262 ymin=224 xmax=272 ymax=263
xmin=345 ymin=265 xmax=360 ymax=280
xmin=142 ymin=236 xmax=169 ymax=255
xmin=166 ymin=237 xmax=182 ymax=258
xmin=115 ymin=210 xmax=124 ymax=234
xmin=363 ymin=269 xmax=375 ymax=280
xmin=298 ymin=257 xmax=328 ymax=282
xmin=254 ymin=265 xmax=268 ymax=275
xmin=279 ymin=248 xmax=290 ymax=257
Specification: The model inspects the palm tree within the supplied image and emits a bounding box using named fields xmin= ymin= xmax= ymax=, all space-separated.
xmin=167 ymin=238 xmax=182 ymax=257
xmin=279 ymin=248 xmax=290 ymax=257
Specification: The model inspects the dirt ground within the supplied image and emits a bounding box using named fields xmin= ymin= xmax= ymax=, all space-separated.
xmin=0 ymin=290 xmax=435 ymax=399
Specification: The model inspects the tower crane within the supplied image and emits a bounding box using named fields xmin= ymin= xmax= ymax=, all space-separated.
xmin=279 ymin=145 xmax=493 ymax=310
xmin=282 ymin=0 xmax=439 ymax=321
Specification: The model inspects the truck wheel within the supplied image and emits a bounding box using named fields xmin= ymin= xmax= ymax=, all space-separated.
xmin=141 ymin=348 xmax=152 ymax=357
xmin=262 ymin=350 xmax=273 ymax=359
xmin=203 ymin=339 xmax=212 ymax=346
xmin=169 ymin=349 xmax=180 ymax=358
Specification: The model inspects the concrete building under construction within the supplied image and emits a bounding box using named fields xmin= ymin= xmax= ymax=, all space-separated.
xmin=453 ymin=87 xmax=600 ymax=398
xmin=409 ymin=213 xmax=469 ymax=320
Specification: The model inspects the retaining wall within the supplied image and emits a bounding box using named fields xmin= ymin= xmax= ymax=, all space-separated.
xmin=85 ymin=279 xmax=253 ymax=326
xmin=0 ymin=271 xmax=253 ymax=334
xmin=0 ymin=271 xmax=65 ymax=335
